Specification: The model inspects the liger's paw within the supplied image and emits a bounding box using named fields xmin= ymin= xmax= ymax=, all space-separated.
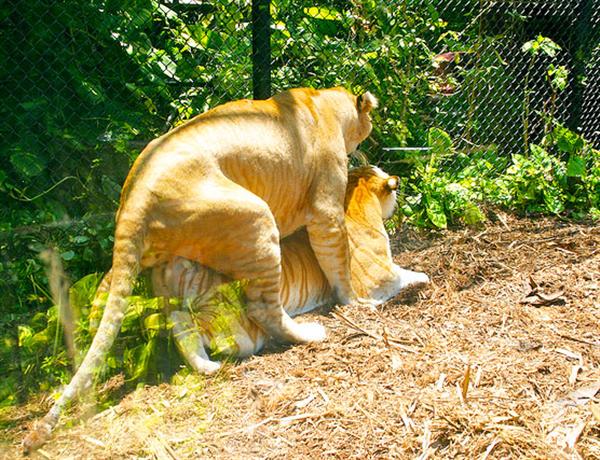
xmin=398 ymin=268 xmax=430 ymax=288
xmin=294 ymin=321 xmax=327 ymax=343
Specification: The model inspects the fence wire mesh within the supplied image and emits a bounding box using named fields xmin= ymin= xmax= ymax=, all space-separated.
xmin=0 ymin=1 xmax=599 ymax=315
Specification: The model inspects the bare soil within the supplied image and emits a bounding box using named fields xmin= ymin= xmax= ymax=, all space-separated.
xmin=2 ymin=214 xmax=599 ymax=459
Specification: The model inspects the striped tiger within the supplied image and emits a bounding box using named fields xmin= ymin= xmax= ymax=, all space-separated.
xmin=152 ymin=165 xmax=430 ymax=374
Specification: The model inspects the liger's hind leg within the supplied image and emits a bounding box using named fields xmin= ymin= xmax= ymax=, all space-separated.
xmin=191 ymin=178 xmax=326 ymax=345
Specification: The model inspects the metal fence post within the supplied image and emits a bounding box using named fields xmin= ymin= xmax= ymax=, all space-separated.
xmin=252 ymin=0 xmax=271 ymax=100
xmin=569 ymin=0 xmax=593 ymax=132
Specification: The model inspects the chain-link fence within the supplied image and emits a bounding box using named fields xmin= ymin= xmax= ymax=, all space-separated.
xmin=1 ymin=1 xmax=599 ymax=315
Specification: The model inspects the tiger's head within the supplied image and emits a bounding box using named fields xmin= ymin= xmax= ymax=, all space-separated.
xmin=344 ymin=165 xmax=428 ymax=301
xmin=345 ymin=165 xmax=400 ymax=219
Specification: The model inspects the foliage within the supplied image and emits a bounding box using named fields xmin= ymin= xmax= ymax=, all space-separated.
xmin=521 ymin=35 xmax=563 ymax=153
xmin=401 ymin=128 xmax=486 ymax=229
xmin=1 ymin=0 xmax=253 ymax=323
xmin=1 ymin=272 xmax=177 ymax=406
xmin=0 ymin=265 xmax=254 ymax=406
xmin=401 ymin=124 xmax=599 ymax=228
xmin=271 ymin=1 xmax=464 ymax=147
xmin=489 ymin=124 xmax=600 ymax=218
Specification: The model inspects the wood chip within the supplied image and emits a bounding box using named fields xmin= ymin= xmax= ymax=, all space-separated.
xmin=566 ymin=422 xmax=586 ymax=449
xmin=568 ymin=364 xmax=582 ymax=385
xmin=461 ymin=364 xmax=471 ymax=403
xmin=294 ymin=393 xmax=315 ymax=409
xmin=555 ymin=348 xmax=583 ymax=363
xmin=591 ymin=403 xmax=600 ymax=423
xmin=81 ymin=435 xmax=106 ymax=448
xmin=436 ymin=373 xmax=446 ymax=391
xmin=480 ymin=438 xmax=500 ymax=460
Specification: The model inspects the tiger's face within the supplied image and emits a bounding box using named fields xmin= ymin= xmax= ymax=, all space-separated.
xmin=346 ymin=166 xmax=400 ymax=220
xmin=371 ymin=166 xmax=399 ymax=219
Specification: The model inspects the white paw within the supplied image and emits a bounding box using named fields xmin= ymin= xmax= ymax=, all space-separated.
xmin=351 ymin=297 xmax=383 ymax=311
xmin=296 ymin=321 xmax=327 ymax=343
xmin=190 ymin=356 xmax=222 ymax=375
xmin=398 ymin=268 xmax=430 ymax=288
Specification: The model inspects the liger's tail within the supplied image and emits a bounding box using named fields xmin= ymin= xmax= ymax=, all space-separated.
xmin=23 ymin=219 xmax=145 ymax=453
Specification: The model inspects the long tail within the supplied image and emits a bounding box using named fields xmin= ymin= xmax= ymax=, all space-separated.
xmin=23 ymin=221 xmax=144 ymax=453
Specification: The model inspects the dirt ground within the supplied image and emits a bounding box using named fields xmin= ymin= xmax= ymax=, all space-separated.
xmin=2 ymin=214 xmax=599 ymax=459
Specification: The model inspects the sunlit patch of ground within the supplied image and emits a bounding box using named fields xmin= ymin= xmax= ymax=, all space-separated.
xmin=2 ymin=215 xmax=599 ymax=459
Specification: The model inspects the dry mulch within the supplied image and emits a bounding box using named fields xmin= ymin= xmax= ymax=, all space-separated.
xmin=2 ymin=214 xmax=599 ymax=459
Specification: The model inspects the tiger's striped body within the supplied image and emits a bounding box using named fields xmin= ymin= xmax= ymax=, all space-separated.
xmin=154 ymin=166 xmax=429 ymax=370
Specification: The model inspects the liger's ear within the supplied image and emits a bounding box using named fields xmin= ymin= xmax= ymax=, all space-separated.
xmin=356 ymin=91 xmax=378 ymax=113
xmin=386 ymin=176 xmax=399 ymax=191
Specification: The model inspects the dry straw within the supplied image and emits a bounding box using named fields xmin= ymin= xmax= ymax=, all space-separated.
xmin=3 ymin=214 xmax=599 ymax=459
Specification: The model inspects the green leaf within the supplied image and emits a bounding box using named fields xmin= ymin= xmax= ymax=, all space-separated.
xmin=543 ymin=186 xmax=565 ymax=214
xmin=522 ymin=35 xmax=560 ymax=57
xmin=19 ymin=98 xmax=47 ymax=111
xmin=463 ymin=203 xmax=486 ymax=225
xmin=101 ymin=175 xmax=122 ymax=202
xmin=10 ymin=151 xmax=46 ymax=178
xmin=71 ymin=235 xmax=89 ymax=245
xmin=69 ymin=273 xmax=103 ymax=313
xmin=539 ymin=37 xmax=561 ymax=57
xmin=547 ymin=65 xmax=569 ymax=92
xmin=303 ymin=7 xmax=342 ymax=21
xmin=61 ymin=250 xmax=75 ymax=261
xmin=554 ymin=126 xmax=584 ymax=153
xmin=567 ymin=155 xmax=586 ymax=177
xmin=428 ymin=127 xmax=453 ymax=160
xmin=426 ymin=197 xmax=447 ymax=229
xmin=143 ymin=313 xmax=165 ymax=338
xmin=521 ymin=40 xmax=534 ymax=54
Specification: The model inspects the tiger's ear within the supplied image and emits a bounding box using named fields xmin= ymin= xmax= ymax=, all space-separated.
xmin=357 ymin=91 xmax=378 ymax=113
xmin=386 ymin=176 xmax=399 ymax=191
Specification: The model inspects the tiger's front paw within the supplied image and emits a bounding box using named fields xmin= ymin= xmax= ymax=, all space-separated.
xmin=349 ymin=297 xmax=382 ymax=311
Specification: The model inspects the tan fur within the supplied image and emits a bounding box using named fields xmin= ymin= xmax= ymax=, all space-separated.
xmin=23 ymin=87 xmax=377 ymax=452
xmin=155 ymin=167 xmax=430 ymax=371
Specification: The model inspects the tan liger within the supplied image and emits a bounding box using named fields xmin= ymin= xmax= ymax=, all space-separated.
xmin=152 ymin=166 xmax=430 ymax=372
xmin=24 ymin=87 xmax=381 ymax=451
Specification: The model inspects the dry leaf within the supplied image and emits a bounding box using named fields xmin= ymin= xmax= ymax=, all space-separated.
xmin=569 ymin=380 xmax=600 ymax=405
xmin=537 ymin=291 xmax=566 ymax=302
xmin=518 ymin=340 xmax=542 ymax=352
xmin=520 ymin=276 xmax=566 ymax=306
xmin=520 ymin=291 xmax=566 ymax=306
